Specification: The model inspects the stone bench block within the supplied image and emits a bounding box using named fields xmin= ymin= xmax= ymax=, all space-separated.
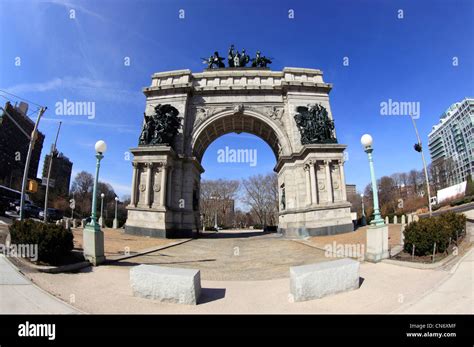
xmin=130 ymin=265 xmax=201 ymax=305
xmin=290 ymin=258 xmax=360 ymax=302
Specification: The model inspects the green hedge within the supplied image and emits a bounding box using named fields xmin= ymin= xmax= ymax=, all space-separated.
xmin=450 ymin=195 xmax=474 ymax=207
xmin=439 ymin=212 xmax=466 ymax=240
xmin=9 ymin=220 xmax=74 ymax=265
xmin=403 ymin=212 xmax=466 ymax=256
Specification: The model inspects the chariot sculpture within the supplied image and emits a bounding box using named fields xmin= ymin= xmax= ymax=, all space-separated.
xmin=202 ymin=45 xmax=271 ymax=69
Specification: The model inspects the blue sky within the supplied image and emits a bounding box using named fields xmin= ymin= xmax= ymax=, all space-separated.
xmin=1 ymin=0 xmax=473 ymax=200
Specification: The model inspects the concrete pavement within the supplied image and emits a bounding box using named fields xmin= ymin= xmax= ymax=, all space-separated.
xmin=0 ymin=255 xmax=78 ymax=313
xmin=23 ymin=246 xmax=472 ymax=314
xmin=394 ymin=248 xmax=474 ymax=314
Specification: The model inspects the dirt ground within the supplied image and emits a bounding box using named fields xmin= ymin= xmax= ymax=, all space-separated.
xmin=304 ymin=224 xmax=403 ymax=252
xmin=121 ymin=230 xmax=329 ymax=281
xmin=72 ymin=228 xmax=183 ymax=260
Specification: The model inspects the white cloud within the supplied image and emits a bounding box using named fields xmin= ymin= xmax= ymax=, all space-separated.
xmin=37 ymin=0 xmax=107 ymax=22
xmin=4 ymin=76 xmax=143 ymax=105
xmin=41 ymin=117 xmax=137 ymax=134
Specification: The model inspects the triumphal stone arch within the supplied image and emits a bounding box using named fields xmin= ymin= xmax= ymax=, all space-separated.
xmin=125 ymin=63 xmax=353 ymax=238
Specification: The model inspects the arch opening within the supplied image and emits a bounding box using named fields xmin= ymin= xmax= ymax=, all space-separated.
xmin=192 ymin=112 xmax=289 ymax=164
xmin=198 ymin=131 xmax=280 ymax=232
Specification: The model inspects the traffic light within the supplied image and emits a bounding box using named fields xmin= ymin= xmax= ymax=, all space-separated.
xmin=414 ymin=143 xmax=422 ymax=152
xmin=27 ymin=179 xmax=38 ymax=193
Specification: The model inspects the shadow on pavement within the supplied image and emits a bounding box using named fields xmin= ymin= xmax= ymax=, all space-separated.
xmin=199 ymin=231 xmax=275 ymax=239
xmin=199 ymin=288 xmax=226 ymax=304
xmin=108 ymin=258 xmax=217 ymax=267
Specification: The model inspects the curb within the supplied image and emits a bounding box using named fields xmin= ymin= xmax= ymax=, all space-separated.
xmin=382 ymin=242 xmax=473 ymax=270
xmin=37 ymin=261 xmax=92 ymax=274
xmin=10 ymin=254 xmax=91 ymax=274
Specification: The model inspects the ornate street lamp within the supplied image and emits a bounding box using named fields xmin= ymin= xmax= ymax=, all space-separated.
xmin=113 ymin=197 xmax=119 ymax=229
xmin=361 ymin=134 xmax=388 ymax=262
xmin=360 ymin=134 xmax=385 ymax=226
xmin=83 ymin=140 xmax=107 ymax=265
xmin=99 ymin=193 xmax=105 ymax=227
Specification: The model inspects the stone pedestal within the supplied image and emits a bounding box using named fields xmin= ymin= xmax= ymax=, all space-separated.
xmin=365 ymin=224 xmax=389 ymax=263
xmin=83 ymin=223 xmax=105 ymax=266
xmin=125 ymin=146 xmax=202 ymax=238
xmin=277 ymin=145 xmax=353 ymax=237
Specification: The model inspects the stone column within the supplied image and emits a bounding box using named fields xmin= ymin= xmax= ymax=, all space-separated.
xmin=160 ymin=164 xmax=167 ymax=207
xmin=145 ymin=162 xmax=153 ymax=208
xmin=309 ymin=161 xmax=318 ymax=204
xmin=166 ymin=167 xmax=173 ymax=207
xmin=338 ymin=159 xmax=347 ymax=201
xmin=304 ymin=163 xmax=312 ymax=205
xmin=130 ymin=162 xmax=138 ymax=206
xmin=325 ymin=160 xmax=333 ymax=203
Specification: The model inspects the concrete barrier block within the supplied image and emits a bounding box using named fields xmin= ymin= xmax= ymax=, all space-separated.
xmin=130 ymin=265 xmax=201 ymax=305
xmin=290 ymin=258 xmax=360 ymax=302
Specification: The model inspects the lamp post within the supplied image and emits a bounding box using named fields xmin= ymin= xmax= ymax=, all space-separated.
xmin=361 ymin=134 xmax=385 ymax=226
xmin=113 ymin=197 xmax=119 ymax=229
xmin=98 ymin=193 xmax=105 ymax=228
xmin=214 ymin=211 xmax=218 ymax=231
xmin=361 ymin=134 xmax=388 ymax=262
xmin=409 ymin=114 xmax=433 ymax=216
xmin=83 ymin=140 xmax=107 ymax=265
xmin=19 ymin=106 xmax=47 ymax=220
xmin=43 ymin=121 xmax=62 ymax=222
xmin=360 ymin=193 xmax=366 ymax=226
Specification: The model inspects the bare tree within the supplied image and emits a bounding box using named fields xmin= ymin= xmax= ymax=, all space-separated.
xmin=378 ymin=176 xmax=397 ymax=215
xmin=430 ymin=157 xmax=456 ymax=191
xmin=199 ymin=179 xmax=240 ymax=228
xmin=242 ymin=173 xmax=278 ymax=227
xmin=96 ymin=182 xmax=116 ymax=222
xmin=408 ymin=169 xmax=421 ymax=194
xmin=70 ymin=171 xmax=94 ymax=217
xmin=363 ymin=183 xmax=374 ymax=220
xmin=264 ymin=173 xmax=279 ymax=226
xmin=200 ymin=180 xmax=216 ymax=228
xmin=347 ymin=192 xmax=362 ymax=215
